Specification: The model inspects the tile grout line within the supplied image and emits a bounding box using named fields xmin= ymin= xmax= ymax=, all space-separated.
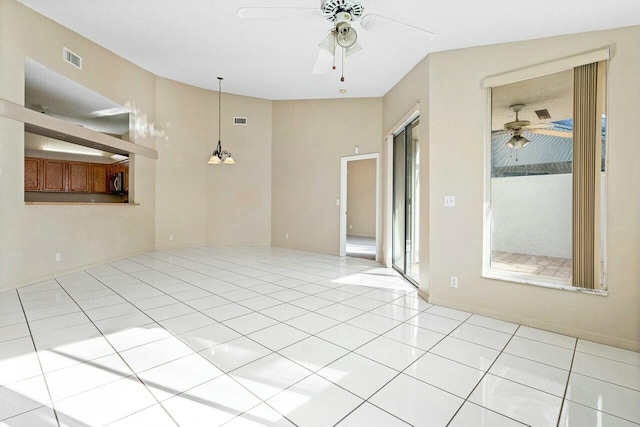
xmin=102 ymin=261 xmax=303 ymax=426
xmin=555 ymin=338 xmax=578 ymax=427
xmin=333 ymin=311 xmax=485 ymax=426
xmin=14 ymin=289 xmax=61 ymax=427
xmin=444 ymin=324 xmax=527 ymax=427
xmin=137 ymin=250 xmax=418 ymax=425
xmin=52 ymin=276 xmax=182 ymax=427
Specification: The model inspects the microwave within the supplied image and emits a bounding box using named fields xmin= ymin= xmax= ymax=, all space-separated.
xmin=109 ymin=172 xmax=124 ymax=194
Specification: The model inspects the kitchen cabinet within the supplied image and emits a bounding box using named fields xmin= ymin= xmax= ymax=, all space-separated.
xmin=91 ymin=164 xmax=108 ymax=193
xmin=24 ymin=157 xmax=42 ymax=191
xmin=68 ymin=162 xmax=91 ymax=192
xmin=24 ymin=157 xmax=116 ymax=194
xmin=43 ymin=159 xmax=66 ymax=191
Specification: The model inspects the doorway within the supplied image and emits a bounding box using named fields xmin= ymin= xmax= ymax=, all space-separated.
xmin=392 ymin=117 xmax=420 ymax=284
xmin=340 ymin=153 xmax=380 ymax=260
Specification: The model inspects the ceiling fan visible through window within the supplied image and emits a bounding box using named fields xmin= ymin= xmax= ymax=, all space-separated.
xmin=497 ymin=104 xmax=573 ymax=150
xmin=237 ymin=0 xmax=435 ymax=82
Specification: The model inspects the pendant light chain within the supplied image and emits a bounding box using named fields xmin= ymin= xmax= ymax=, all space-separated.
xmin=218 ymin=77 xmax=222 ymax=144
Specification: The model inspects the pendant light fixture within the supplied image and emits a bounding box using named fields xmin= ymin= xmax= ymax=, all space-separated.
xmin=208 ymin=77 xmax=235 ymax=165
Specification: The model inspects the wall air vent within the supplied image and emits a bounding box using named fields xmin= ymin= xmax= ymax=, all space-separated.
xmin=63 ymin=47 xmax=82 ymax=70
xmin=233 ymin=117 xmax=248 ymax=126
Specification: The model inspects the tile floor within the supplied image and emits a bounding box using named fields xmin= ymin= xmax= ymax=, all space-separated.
xmin=0 ymin=246 xmax=638 ymax=427
xmin=345 ymin=236 xmax=376 ymax=260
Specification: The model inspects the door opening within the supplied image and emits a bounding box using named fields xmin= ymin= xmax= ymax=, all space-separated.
xmin=340 ymin=153 xmax=380 ymax=261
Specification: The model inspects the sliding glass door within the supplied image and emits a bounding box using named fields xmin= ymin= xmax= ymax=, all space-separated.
xmin=392 ymin=118 xmax=420 ymax=284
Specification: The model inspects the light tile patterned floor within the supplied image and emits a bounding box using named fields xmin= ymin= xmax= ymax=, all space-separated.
xmin=492 ymin=251 xmax=606 ymax=284
xmin=0 ymin=246 xmax=638 ymax=426
xmin=492 ymin=251 xmax=573 ymax=279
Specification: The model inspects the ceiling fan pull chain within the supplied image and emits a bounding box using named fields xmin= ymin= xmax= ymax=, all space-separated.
xmin=341 ymin=48 xmax=345 ymax=82
xmin=333 ymin=35 xmax=337 ymax=70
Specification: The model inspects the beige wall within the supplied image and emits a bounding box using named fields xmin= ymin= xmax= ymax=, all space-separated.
xmin=385 ymin=26 xmax=640 ymax=350
xmin=205 ymin=90 xmax=272 ymax=247
xmin=0 ymin=0 xmax=157 ymax=290
xmin=272 ymin=98 xmax=382 ymax=255
xmin=0 ymin=0 xmax=272 ymax=290
xmin=347 ymin=158 xmax=376 ymax=237
xmin=154 ymin=77 xmax=272 ymax=250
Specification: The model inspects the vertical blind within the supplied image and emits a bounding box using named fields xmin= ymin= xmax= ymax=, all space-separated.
xmin=572 ymin=62 xmax=603 ymax=289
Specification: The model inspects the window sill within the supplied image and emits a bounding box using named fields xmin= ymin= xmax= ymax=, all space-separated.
xmin=25 ymin=202 xmax=139 ymax=206
xmin=483 ymin=270 xmax=608 ymax=296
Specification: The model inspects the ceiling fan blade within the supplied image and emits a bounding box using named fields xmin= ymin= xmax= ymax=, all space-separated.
xmin=312 ymin=49 xmax=334 ymax=75
xmin=237 ymin=7 xmax=322 ymax=19
xmin=359 ymin=13 xmax=435 ymax=38
xmin=530 ymin=128 xmax=573 ymax=138
xmin=523 ymin=123 xmax=551 ymax=130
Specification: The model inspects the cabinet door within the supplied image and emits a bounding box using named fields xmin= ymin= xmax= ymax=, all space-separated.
xmin=43 ymin=159 xmax=66 ymax=191
xmin=24 ymin=157 xmax=42 ymax=191
xmin=123 ymin=161 xmax=129 ymax=191
xmin=68 ymin=162 xmax=91 ymax=192
xmin=91 ymin=164 xmax=108 ymax=193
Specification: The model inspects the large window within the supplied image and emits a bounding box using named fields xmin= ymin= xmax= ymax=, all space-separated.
xmin=486 ymin=62 xmax=607 ymax=291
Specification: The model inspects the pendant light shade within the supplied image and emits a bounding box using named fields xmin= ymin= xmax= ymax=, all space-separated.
xmin=208 ymin=77 xmax=234 ymax=165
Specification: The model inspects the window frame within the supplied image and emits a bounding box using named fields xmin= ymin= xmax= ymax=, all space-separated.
xmin=481 ymin=51 xmax=611 ymax=296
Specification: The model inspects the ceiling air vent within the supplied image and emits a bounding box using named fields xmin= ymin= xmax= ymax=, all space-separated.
xmin=535 ymin=109 xmax=551 ymax=120
xmin=63 ymin=47 xmax=82 ymax=70
xmin=233 ymin=117 xmax=248 ymax=126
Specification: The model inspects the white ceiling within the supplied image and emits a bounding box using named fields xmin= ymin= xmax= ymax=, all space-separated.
xmin=16 ymin=0 xmax=640 ymax=100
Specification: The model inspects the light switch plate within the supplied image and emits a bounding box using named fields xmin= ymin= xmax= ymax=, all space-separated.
xmin=444 ymin=196 xmax=456 ymax=207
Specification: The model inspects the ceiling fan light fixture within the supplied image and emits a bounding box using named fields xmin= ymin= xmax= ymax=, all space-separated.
xmin=335 ymin=23 xmax=357 ymax=48
xmin=345 ymin=41 xmax=362 ymax=57
xmin=505 ymin=133 xmax=530 ymax=149
xmin=518 ymin=135 xmax=530 ymax=148
xmin=319 ymin=32 xmax=336 ymax=54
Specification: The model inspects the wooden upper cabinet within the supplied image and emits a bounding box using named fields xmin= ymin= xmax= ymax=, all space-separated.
xmin=24 ymin=158 xmax=124 ymax=194
xmin=43 ymin=159 xmax=66 ymax=191
xmin=91 ymin=164 xmax=108 ymax=193
xmin=24 ymin=157 xmax=42 ymax=191
xmin=68 ymin=162 xmax=91 ymax=192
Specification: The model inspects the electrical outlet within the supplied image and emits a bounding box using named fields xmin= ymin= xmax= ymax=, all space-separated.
xmin=450 ymin=276 xmax=459 ymax=288
xmin=444 ymin=196 xmax=456 ymax=207
xmin=169 ymin=234 xmax=174 ymax=241
xmin=285 ymin=233 xmax=289 ymax=240
xmin=55 ymin=252 xmax=61 ymax=262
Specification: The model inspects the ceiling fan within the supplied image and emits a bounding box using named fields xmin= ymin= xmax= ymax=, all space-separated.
xmin=498 ymin=104 xmax=572 ymax=149
xmin=237 ymin=0 xmax=435 ymax=81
